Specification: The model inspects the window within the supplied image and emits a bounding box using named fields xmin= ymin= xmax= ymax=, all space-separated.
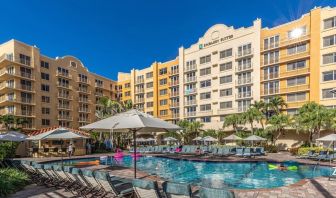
xmin=200 ymin=67 xmax=211 ymax=76
xmin=125 ymin=91 xmax=131 ymax=96
xmin=70 ymin=61 xmax=77 ymax=67
xmin=19 ymin=54 xmax=31 ymax=66
xmin=287 ymin=92 xmax=306 ymax=102
xmin=263 ymin=51 xmax=279 ymax=65
xmin=287 ymin=60 xmax=306 ymax=71
xmin=263 ymin=35 xmax=280 ymax=50
xmin=287 ymin=26 xmax=306 ymax=39
xmin=41 ymin=73 xmax=49 ymax=80
xmin=146 ymin=72 xmax=153 ymax=79
xmin=200 ymin=92 xmax=211 ymax=100
xmin=220 ymin=101 xmax=233 ymax=109
xmin=263 ymin=65 xmax=279 ymax=80
xmin=159 ymin=68 xmax=167 ymax=75
xmin=238 ymin=43 xmax=252 ymax=56
xmin=324 ymin=17 xmax=336 ymax=29
xmin=322 ymin=88 xmax=336 ymax=99
xmin=41 ymin=96 xmax=50 ymax=103
xmin=322 ymin=53 xmax=336 ymax=64
xmin=125 ymin=83 xmax=131 ymax=88
xmin=41 ymin=61 xmax=49 ymax=69
xmin=146 ymin=82 xmax=153 ymax=88
xmin=41 ymin=84 xmax=50 ymax=92
xmin=323 ymin=70 xmax=336 ymax=81
xmin=220 ymin=88 xmax=232 ymax=97
xmin=263 ymin=81 xmax=280 ymax=95
xmin=200 ymin=55 xmax=211 ymax=64
xmin=219 ymin=62 xmax=232 ymax=72
xmin=237 ymin=58 xmax=252 ymax=70
xmin=160 ymin=99 xmax=168 ymax=105
xmin=42 ymin=107 xmax=50 ymax=114
xmin=219 ymin=48 xmax=232 ymax=59
xmin=200 ymin=80 xmax=211 ymax=88
xmin=287 ymin=76 xmax=306 ymax=86
xmin=42 ymin=119 xmax=50 ymax=126
xmin=159 ymin=78 xmax=167 ymax=85
xmin=147 ymin=92 xmax=153 ymax=98
xmin=238 ymin=100 xmax=251 ymax=112
xmin=323 ymin=35 xmax=336 ymax=47
xmin=160 ymin=89 xmax=167 ymax=95
xmin=287 ymin=109 xmax=298 ymax=116
xmin=200 ymin=117 xmax=211 ymax=123
xmin=160 ymin=110 xmax=168 ymax=116
xmin=200 ymin=104 xmax=211 ymax=111
xmin=220 ymin=75 xmax=232 ymax=84
xmin=186 ymin=60 xmax=196 ymax=67
xmin=147 ymin=102 xmax=153 ymax=107
xmin=287 ymin=43 xmax=307 ymax=55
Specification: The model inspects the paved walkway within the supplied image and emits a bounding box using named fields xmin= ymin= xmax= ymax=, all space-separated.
xmin=12 ymin=152 xmax=336 ymax=198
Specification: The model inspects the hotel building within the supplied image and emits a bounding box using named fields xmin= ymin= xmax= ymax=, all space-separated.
xmin=1 ymin=6 xmax=336 ymax=132
xmin=0 ymin=40 xmax=118 ymax=130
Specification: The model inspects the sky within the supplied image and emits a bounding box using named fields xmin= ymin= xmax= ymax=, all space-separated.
xmin=1 ymin=0 xmax=336 ymax=80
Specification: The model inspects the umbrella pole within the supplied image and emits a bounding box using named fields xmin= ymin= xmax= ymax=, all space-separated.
xmin=133 ymin=129 xmax=137 ymax=178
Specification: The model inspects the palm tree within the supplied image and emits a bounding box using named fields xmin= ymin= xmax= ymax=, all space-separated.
xmin=251 ymin=100 xmax=267 ymax=114
xmin=177 ymin=120 xmax=204 ymax=143
xmin=95 ymin=97 xmax=133 ymax=120
xmin=223 ymin=114 xmax=242 ymax=133
xmin=265 ymin=114 xmax=291 ymax=145
xmin=294 ymin=102 xmax=331 ymax=145
xmin=242 ymin=107 xmax=265 ymax=134
xmin=267 ymin=96 xmax=287 ymax=115
xmin=188 ymin=121 xmax=204 ymax=138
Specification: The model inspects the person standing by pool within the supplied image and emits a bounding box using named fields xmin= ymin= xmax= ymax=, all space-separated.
xmin=86 ymin=142 xmax=91 ymax=154
xmin=68 ymin=144 xmax=73 ymax=158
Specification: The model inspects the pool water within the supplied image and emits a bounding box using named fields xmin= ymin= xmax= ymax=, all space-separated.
xmin=53 ymin=156 xmax=333 ymax=189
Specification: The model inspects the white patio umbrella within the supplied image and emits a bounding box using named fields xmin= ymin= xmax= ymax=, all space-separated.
xmin=80 ymin=109 xmax=181 ymax=178
xmin=203 ymin=136 xmax=218 ymax=142
xmin=27 ymin=127 xmax=88 ymax=140
xmin=223 ymin=134 xmax=242 ymax=144
xmin=193 ymin=137 xmax=203 ymax=141
xmin=163 ymin=137 xmax=178 ymax=141
xmin=244 ymin=135 xmax=266 ymax=146
xmin=0 ymin=131 xmax=27 ymax=142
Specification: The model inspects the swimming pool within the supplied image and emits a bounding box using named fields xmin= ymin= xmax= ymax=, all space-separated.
xmin=51 ymin=156 xmax=333 ymax=189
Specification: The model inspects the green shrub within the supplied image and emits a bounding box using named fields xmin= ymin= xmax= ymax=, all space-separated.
xmin=0 ymin=142 xmax=18 ymax=160
xmin=0 ymin=168 xmax=29 ymax=197
xmin=297 ymin=147 xmax=329 ymax=156
xmin=289 ymin=147 xmax=299 ymax=155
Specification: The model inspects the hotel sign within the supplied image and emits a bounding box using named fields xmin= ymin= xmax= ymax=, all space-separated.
xmin=199 ymin=35 xmax=233 ymax=49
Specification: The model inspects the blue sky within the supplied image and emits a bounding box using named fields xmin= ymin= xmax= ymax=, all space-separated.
xmin=1 ymin=0 xmax=335 ymax=79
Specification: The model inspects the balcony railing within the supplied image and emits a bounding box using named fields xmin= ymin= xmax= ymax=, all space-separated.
xmin=77 ymin=88 xmax=91 ymax=94
xmin=262 ymin=72 xmax=279 ymax=80
xmin=169 ymin=80 xmax=179 ymax=86
xmin=58 ymin=94 xmax=73 ymax=100
xmin=135 ymin=89 xmax=144 ymax=94
xmin=58 ymin=115 xmax=73 ymax=120
xmin=135 ymin=79 xmax=144 ymax=84
xmin=58 ymin=105 xmax=72 ymax=110
xmin=184 ymin=111 xmax=196 ymax=117
xmin=170 ymin=102 xmax=179 ymax=108
xmin=77 ymin=77 xmax=90 ymax=84
xmin=184 ymin=88 xmax=197 ymax=95
xmin=261 ymin=88 xmax=280 ymax=96
xmin=184 ymin=65 xmax=197 ymax=72
xmin=197 ymin=110 xmax=213 ymax=116
xmin=57 ymin=71 xmax=72 ymax=79
xmin=170 ymin=91 xmax=179 ymax=97
xmin=236 ymin=91 xmax=253 ymax=99
xmin=184 ymin=76 xmax=197 ymax=83
xmin=185 ymin=100 xmax=197 ymax=106
xmin=78 ymin=118 xmax=90 ymax=122
xmin=236 ymin=63 xmax=253 ymax=73
xmin=236 ymin=77 xmax=253 ymax=86
xmin=95 ymin=83 xmax=103 ymax=88
xmin=79 ymin=98 xmax=91 ymax=103
xmin=236 ymin=48 xmax=253 ymax=58
xmin=135 ymin=98 xmax=144 ymax=103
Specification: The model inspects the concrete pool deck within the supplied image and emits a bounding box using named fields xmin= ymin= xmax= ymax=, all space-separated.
xmin=13 ymin=152 xmax=336 ymax=198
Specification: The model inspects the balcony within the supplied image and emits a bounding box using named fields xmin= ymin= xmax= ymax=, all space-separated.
xmin=57 ymin=105 xmax=72 ymax=110
xmin=0 ymin=97 xmax=35 ymax=105
xmin=57 ymin=94 xmax=73 ymax=100
xmin=95 ymin=83 xmax=103 ymax=88
xmin=280 ymin=34 xmax=310 ymax=47
xmin=135 ymin=79 xmax=144 ymax=84
xmin=79 ymin=108 xmax=91 ymax=113
xmin=95 ymin=92 xmax=103 ymax=97
xmin=184 ymin=65 xmax=197 ymax=72
xmin=236 ymin=91 xmax=253 ymax=100
xmin=77 ymin=77 xmax=90 ymax=84
xmin=197 ymin=110 xmax=213 ymax=116
xmin=170 ymin=102 xmax=179 ymax=108
xmin=281 ymin=84 xmax=310 ymax=94
xmin=170 ymin=70 xmax=179 ymax=76
xmin=184 ymin=111 xmax=196 ymax=117
xmin=0 ymin=69 xmax=35 ymax=81
xmin=236 ymin=48 xmax=253 ymax=59
xmin=261 ymin=58 xmax=279 ymax=67
xmin=135 ymin=89 xmax=144 ymax=94
xmin=236 ymin=63 xmax=253 ymax=73
xmin=169 ymin=80 xmax=179 ymax=86
xmin=56 ymin=71 xmax=72 ymax=79
xmin=79 ymin=98 xmax=91 ymax=103
xmin=236 ymin=77 xmax=253 ymax=86
xmin=135 ymin=98 xmax=144 ymax=104
xmin=170 ymin=91 xmax=179 ymax=97
xmin=78 ymin=118 xmax=90 ymax=122
xmin=1 ymin=109 xmax=35 ymax=117
xmin=57 ymin=115 xmax=73 ymax=121
xmin=281 ymin=51 xmax=310 ymax=64
xmin=57 ymin=83 xmax=72 ymax=89
xmin=172 ymin=113 xmax=179 ymax=118
xmin=261 ymin=72 xmax=279 ymax=81
xmin=261 ymin=88 xmax=280 ymax=96
xmin=184 ymin=88 xmax=197 ymax=95
xmin=217 ymin=108 xmax=234 ymax=115
xmin=77 ymin=88 xmax=91 ymax=94
xmin=184 ymin=76 xmax=197 ymax=83
xmin=185 ymin=100 xmax=197 ymax=106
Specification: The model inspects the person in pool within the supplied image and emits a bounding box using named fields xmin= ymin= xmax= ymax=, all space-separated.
xmin=278 ymin=163 xmax=288 ymax=171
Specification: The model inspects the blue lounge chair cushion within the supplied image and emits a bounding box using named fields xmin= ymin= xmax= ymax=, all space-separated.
xmin=132 ymin=179 xmax=158 ymax=190
xmin=43 ymin=164 xmax=53 ymax=170
xmin=63 ymin=166 xmax=73 ymax=173
xmin=82 ymin=169 xmax=94 ymax=177
xmin=94 ymin=171 xmax=110 ymax=181
xmin=162 ymin=181 xmax=192 ymax=196
xmin=71 ymin=167 xmax=81 ymax=175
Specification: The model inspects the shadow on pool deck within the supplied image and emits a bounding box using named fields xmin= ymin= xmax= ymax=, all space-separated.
xmin=310 ymin=178 xmax=335 ymax=198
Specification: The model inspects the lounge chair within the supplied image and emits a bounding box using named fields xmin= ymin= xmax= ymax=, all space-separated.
xmin=199 ymin=186 xmax=235 ymax=198
xmin=235 ymin=148 xmax=244 ymax=157
xmin=94 ymin=171 xmax=134 ymax=197
xmin=132 ymin=179 xmax=162 ymax=198
xmin=81 ymin=169 xmax=105 ymax=196
xmin=243 ymin=148 xmax=252 ymax=157
xmin=71 ymin=167 xmax=94 ymax=197
xmin=312 ymin=151 xmax=328 ymax=160
xmin=162 ymin=181 xmax=192 ymax=198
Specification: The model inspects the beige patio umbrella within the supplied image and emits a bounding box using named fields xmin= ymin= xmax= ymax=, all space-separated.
xmin=244 ymin=135 xmax=267 ymax=146
xmin=223 ymin=134 xmax=242 ymax=144
xmin=80 ymin=109 xmax=181 ymax=178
